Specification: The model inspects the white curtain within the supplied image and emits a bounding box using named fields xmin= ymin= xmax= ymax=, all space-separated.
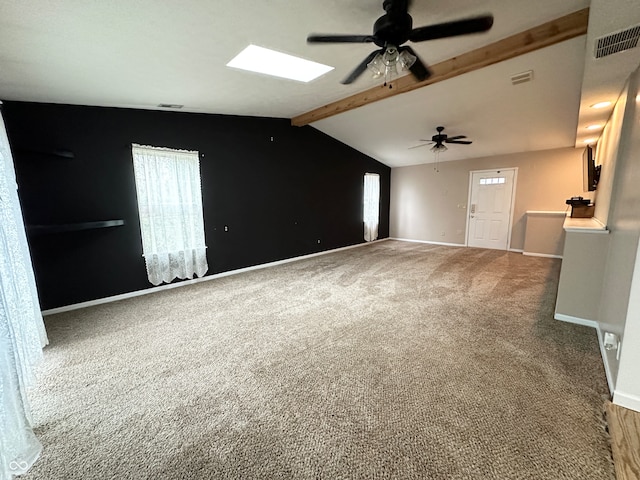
xmin=132 ymin=144 xmax=208 ymax=286
xmin=363 ymin=173 xmax=380 ymax=242
xmin=0 ymin=107 xmax=48 ymax=479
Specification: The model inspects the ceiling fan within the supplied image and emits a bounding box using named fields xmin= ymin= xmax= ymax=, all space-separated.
xmin=410 ymin=126 xmax=473 ymax=151
xmin=307 ymin=0 xmax=493 ymax=84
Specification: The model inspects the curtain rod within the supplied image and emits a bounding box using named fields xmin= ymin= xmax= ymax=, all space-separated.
xmin=129 ymin=143 xmax=205 ymax=157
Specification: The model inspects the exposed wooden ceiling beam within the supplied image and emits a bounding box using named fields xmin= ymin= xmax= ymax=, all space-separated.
xmin=291 ymin=8 xmax=589 ymax=127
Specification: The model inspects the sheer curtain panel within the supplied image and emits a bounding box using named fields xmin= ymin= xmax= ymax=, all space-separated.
xmin=0 ymin=107 xmax=48 ymax=479
xmin=132 ymin=145 xmax=208 ymax=286
xmin=363 ymin=173 xmax=380 ymax=242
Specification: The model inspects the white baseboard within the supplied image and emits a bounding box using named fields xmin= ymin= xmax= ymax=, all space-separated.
xmin=595 ymin=326 xmax=615 ymax=395
xmin=554 ymin=313 xmax=614 ymax=394
xmin=389 ymin=241 xmax=557 ymax=257
xmin=554 ymin=312 xmax=598 ymax=328
xmin=612 ymin=391 xmax=640 ymax=413
xmin=42 ymin=238 xmax=390 ymax=316
xmin=389 ymin=237 xmax=465 ymax=248
xmin=523 ymin=251 xmax=563 ymax=259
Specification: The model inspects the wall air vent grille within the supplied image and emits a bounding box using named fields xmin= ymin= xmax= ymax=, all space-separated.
xmin=510 ymin=70 xmax=533 ymax=85
xmin=595 ymin=25 xmax=640 ymax=58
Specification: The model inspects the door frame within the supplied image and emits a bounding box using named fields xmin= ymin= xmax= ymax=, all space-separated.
xmin=465 ymin=167 xmax=518 ymax=250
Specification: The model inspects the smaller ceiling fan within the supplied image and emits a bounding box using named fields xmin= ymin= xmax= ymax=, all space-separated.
xmin=410 ymin=126 xmax=472 ymax=151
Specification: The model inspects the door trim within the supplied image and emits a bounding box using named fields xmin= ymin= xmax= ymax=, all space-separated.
xmin=465 ymin=167 xmax=518 ymax=250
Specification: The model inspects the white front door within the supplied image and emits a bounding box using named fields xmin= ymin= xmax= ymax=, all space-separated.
xmin=466 ymin=168 xmax=517 ymax=250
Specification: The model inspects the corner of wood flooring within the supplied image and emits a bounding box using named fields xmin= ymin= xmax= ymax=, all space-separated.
xmin=605 ymin=401 xmax=640 ymax=480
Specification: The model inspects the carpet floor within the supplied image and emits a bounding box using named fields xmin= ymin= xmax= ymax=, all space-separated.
xmin=21 ymin=240 xmax=614 ymax=479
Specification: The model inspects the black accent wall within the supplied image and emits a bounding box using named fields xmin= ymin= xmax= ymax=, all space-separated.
xmin=4 ymin=102 xmax=390 ymax=310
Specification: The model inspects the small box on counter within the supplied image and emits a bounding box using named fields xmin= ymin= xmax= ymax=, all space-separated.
xmin=571 ymin=204 xmax=595 ymax=218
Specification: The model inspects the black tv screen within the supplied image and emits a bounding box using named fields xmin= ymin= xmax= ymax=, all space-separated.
xmin=583 ymin=145 xmax=600 ymax=192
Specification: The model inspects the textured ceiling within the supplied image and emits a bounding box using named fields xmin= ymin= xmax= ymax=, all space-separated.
xmin=0 ymin=0 xmax=638 ymax=167
xmin=312 ymin=38 xmax=586 ymax=167
xmin=574 ymin=0 xmax=640 ymax=148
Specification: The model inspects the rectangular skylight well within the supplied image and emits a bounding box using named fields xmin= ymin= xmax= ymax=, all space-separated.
xmin=226 ymin=45 xmax=333 ymax=82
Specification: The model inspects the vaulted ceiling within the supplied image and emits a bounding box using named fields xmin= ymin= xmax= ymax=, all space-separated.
xmin=1 ymin=0 xmax=639 ymax=167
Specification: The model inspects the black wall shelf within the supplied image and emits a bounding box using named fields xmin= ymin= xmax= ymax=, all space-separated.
xmin=17 ymin=148 xmax=75 ymax=159
xmin=27 ymin=220 xmax=125 ymax=235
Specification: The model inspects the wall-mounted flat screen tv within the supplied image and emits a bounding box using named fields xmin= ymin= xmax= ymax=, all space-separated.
xmin=583 ymin=145 xmax=601 ymax=192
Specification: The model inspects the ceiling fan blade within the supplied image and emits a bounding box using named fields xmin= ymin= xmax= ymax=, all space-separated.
xmin=341 ymin=49 xmax=383 ymax=85
xmin=446 ymin=140 xmax=473 ymax=144
xmin=399 ymin=46 xmax=431 ymax=81
xmin=308 ymin=34 xmax=376 ymax=44
xmin=446 ymin=135 xmax=467 ymax=141
xmin=408 ymin=142 xmax=432 ymax=150
xmin=408 ymin=15 xmax=494 ymax=42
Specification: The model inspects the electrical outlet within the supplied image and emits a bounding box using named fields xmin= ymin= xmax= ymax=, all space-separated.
xmin=440 ymin=231 xmax=445 ymax=237
xmin=224 ymin=225 xmax=228 ymax=232
xmin=317 ymin=239 xmax=321 ymax=244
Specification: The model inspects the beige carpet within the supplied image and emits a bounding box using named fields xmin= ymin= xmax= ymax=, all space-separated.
xmin=22 ymin=240 xmax=614 ymax=479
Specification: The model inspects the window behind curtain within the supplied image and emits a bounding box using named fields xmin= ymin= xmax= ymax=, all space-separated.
xmin=132 ymin=144 xmax=208 ymax=285
xmin=363 ymin=173 xmax=380 ymax=242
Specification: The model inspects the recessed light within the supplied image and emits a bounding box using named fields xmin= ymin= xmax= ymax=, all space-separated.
xmin=226 ymin=45 xmax=334 ymax=82
xmin=590 ymin=101 xmax=612 ymax=109
xmin=583 ymin=138 xmax=597 ymax=144
xmin=586 ymin=124 xmax=603 ymax=130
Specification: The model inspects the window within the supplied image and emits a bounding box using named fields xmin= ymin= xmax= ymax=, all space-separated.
xmin=479 ymin=177 xmax=506 ymax=185
xmin=363 ymin=173 xmax=380 ymax=242
xmin=132 ymin=144 xmax=208 ymax=285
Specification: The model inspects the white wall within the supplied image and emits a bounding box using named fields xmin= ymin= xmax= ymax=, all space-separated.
xmin=604 ymin=65 xmax=640 ymax=412
xmin=555 ymin=232 xmax=609 ymax=323
xmin=614 ymin=239 xmax=640 ymax=411
xmin=523 ymin=212 xmax=566 ymax=257
xmin=592 ymin=84 xmax=627 ymax=225
xmin=390 ymin=147 xmax=583 ymax=250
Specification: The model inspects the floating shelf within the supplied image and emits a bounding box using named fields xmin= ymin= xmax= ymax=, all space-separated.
xmin=17 ymin=148 xmax=75 ymax=159
xmin=27 ymin=220 xmax=125 ymax=235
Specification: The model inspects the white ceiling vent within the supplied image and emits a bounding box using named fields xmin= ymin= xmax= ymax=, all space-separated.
xmin=594 ymin=24 xmax=640 ymax=59
xmin=510 ymin=70 xmax=533 ymax=85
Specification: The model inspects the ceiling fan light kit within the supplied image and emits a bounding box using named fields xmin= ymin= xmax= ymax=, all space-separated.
xmin=366 ymin=45 xmax=416 ymax=84
xmin=431 ymin=143 xmax=447 ymax=152
xmin=307 ymin=0 xmax=493 ymax=85
xmin=398 ymin=49 xmax=417 ymax=69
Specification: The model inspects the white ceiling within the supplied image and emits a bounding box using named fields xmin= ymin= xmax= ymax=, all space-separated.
xmin=0 ymin=0 xmax=638 ymax=167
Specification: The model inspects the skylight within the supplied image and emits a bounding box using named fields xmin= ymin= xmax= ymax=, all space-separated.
xmin=226 ymin=45 xmax=333 ymax=82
